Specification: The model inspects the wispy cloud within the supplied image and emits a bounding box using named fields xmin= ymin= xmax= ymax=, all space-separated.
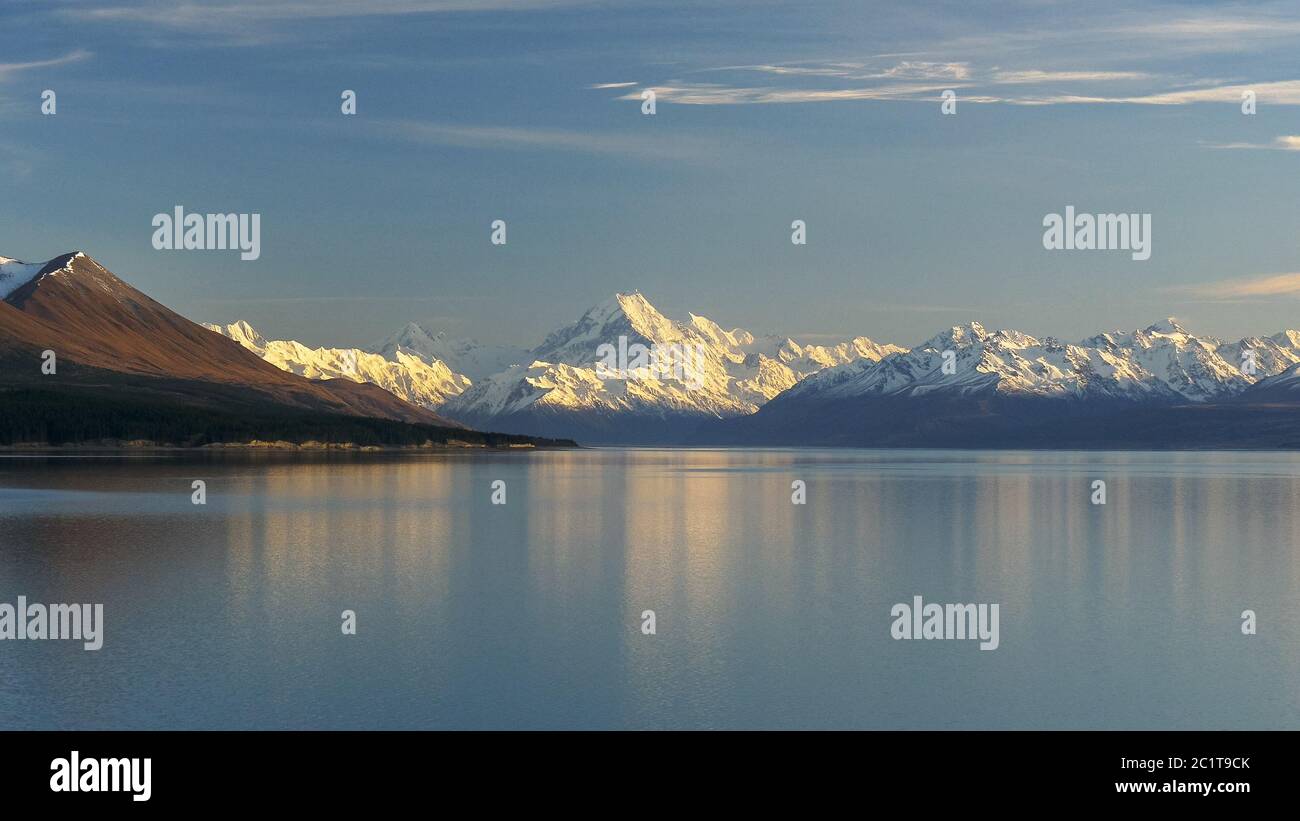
xmin=1110 ymin=13 xmax=1300 ymax=42
xmin=1095 ymin=79 xmax=1300 ymax=105
xmin=0 ymin=50 xmax=92 ymax=80
xmin=615 ymin=80 xmax=971 ymax=106
xmin=70 ymin=0 xmax=592 ymax=24
xmin=605 ymin=68 xmax=1300 ymax=108
xmin=59 ymin=0 xmax=598 ymax=42
xmin=1176 ymin=272 xmax=1300 ymax=300
xmin=989 ymin=69 xmax=1149 ymax=84
xmin=717 ymin=61 xmax=972 ymax=82
xmin=585 ymin=3 xmax=1300 ymax=110
xmin=600 ymin=57 xmax=1172 ymax=107
xmin=1203 ymin=135 xmax=1300 ymax=151
xmin=368 ymin=119 xmax=720 ymax=162
xmin=0 ymin=50 xmax=90 ymax=174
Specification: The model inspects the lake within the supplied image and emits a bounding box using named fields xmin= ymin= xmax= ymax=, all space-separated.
xmin=0 ymin=448 xmax=1296 ymax=729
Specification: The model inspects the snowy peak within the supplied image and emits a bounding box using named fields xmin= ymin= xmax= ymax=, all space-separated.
xmin=773 ymin=336 xmax=907 ymax=372
xmin=1143 ymin=317 xmax=1188 ymax=336
xmin=218 ymin=319 xmax=268 ymax=352
xmin=385 ymin=321 xmax=438 ymax=352
xmin=0 ymin=257 xmax=46 ymax=300
xmin=1248 ymin=361 xmax=1300 ymax=395
xmin=207 ymin=320 xmax=471 ymax=409
xmin=920 ymin=321 xmax=997 ymax=351
xmin=784 ymin=317 xmax=1300 ymax=406
xmin=0 ymin=252 xmax=90 ymax=300
xmin=3 ymin=252 xmax=149 ymax=312
xmin=1088 ymin=318 xmax=1200 ymax=351
xmin=1269 ymin=329 xmax=1300 ymax=350
xmin=445 ymin=291 xmax=904 ymax=424
xmin=531 ymin=291 xmax=683 ymax=365
xmin=598 ymin=292 xmax=668 ymax=332
xmin=371 ymin=321 xmax=526 ymax=382
xmin=687 ymin=312 xmax=753 ymax=350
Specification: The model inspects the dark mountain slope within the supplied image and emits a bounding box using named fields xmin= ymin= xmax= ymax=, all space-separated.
xmin=0 ymin=252 xmax=458 ymax=426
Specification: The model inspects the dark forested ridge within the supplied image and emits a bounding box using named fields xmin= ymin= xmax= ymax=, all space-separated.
xmin=0 ymin=386 xmax=575 ymax=449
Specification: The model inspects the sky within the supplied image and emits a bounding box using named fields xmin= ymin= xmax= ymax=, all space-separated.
xmin=3 ymin=0 xmax=1300 ymax=351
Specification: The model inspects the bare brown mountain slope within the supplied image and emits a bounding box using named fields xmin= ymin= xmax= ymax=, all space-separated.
xmin=0 ymin=252 xmax=460 ymax=426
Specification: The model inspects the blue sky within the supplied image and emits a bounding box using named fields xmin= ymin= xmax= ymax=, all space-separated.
xmin=3 ymin=0 xmax=1300 ymax=349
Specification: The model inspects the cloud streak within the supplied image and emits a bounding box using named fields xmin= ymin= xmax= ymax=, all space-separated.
xmin=1178 ymin=273 xmax=1300 ymax=299
xmin=989 ymin=69 xmax=1149 ymax=84
xmin=71 ymin=0 xmax=593 ymax=24
xmin=1203 ymin=135 xmax=1300 ymax=151
xmin=61 ymin=0 xmax=599 ymax=41
xmin=368 ymin=119 xmax=720 ymax=162
xmin=716 ymin=61 xmax=973 ymax=82
xmin=0 ymin=50 xmax=91 ymax=81
xmin=604 ymin=70 xmax=1300 ymax=108
xmin=615 ymin=80 xmax=973 ymax=106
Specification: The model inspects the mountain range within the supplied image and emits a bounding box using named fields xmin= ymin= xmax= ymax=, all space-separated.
xmin=3 ymin=250 xmax=1299 ymax=449
xmin=718 ymin=318 xmax=1300 ymax=447
xmin=371 ymin=322 xmax=526 ymax=382
xmin=214 ymin=291 xmax=906 ymax=443
xmin=204 ymin=320 xmax=471 ymax=411
xmin=207 ymin=286 xmax=1300 ymax=448
xmin=0 ymin=252 xmax=564 ymax=448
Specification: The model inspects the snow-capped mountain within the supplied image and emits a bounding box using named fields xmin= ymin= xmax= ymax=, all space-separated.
xmin=1237 ymin=360 xmax=1300 ymax=402
xmin=202 ymin=294 xmax=903 ymax=442
xmin=1 ymin=251 xmax=455 ymax=427
xmin=10 ymin=251 xmax=1300 ymax=448
xmin=715 ymin=317 xmax=1300 ymax=447
xmin=205 ymin=320 xmax=471 ymax=410
xmin=370 ymin=322 xmax=526 ymax=382
xmin=782 ymin=317 xmax=1300 ymax=405
xmin=440 ymin=292 xmax=903 ymax=442
xmin=0 ymin=256 xmax=48 ymax=300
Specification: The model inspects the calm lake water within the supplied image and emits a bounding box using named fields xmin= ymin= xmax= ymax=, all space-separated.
xmin=0 ymin=448 xmax=1296 ymax=729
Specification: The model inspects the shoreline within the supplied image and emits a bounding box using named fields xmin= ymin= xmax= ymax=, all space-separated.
xmin=0 ymin=439 xmax=574 ymax=452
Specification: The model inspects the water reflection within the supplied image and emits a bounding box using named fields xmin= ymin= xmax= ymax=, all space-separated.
xmin=0 ymin=449 xmax=1296 ymax=729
